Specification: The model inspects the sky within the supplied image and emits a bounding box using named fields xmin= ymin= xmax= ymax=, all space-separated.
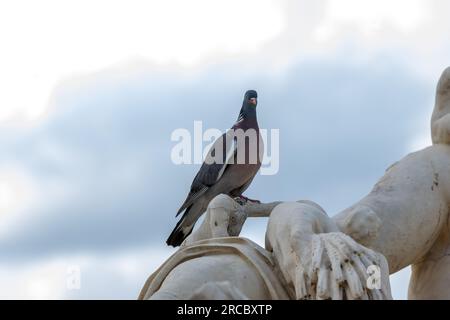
xmin=0 ymin=0 xmax=449 ymax=299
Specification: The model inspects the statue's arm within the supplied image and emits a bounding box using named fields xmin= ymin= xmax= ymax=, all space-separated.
xmin=333 ymin=145 xmax=450 ymax=273
xmin=266 ymin=201 xmax=392 ymax=299
xmin=333 ymin=68 xmax=450 ymax=273
xmin=182 ymin=194 xmax=281 ymax=247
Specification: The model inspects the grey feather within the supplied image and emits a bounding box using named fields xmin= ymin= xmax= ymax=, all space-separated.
xmin=176 ymin=130 xmax=236 ymax=216
xmin=167 ymin=90 xmax=262 ymax=247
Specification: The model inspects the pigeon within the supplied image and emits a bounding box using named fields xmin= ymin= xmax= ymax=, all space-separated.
xmin=166 ymin=90 xmax=264 ymax=247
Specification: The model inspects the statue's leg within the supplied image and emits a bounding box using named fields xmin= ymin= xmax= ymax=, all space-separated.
xmin=409 ymin=258 xmax=450 ymax=299
xmin=408 ymin=226 xmax=450 ymax=299
xmin=188 ymin=281 xmax=249 ymax=299
xmin=147 ymin=254 xmax=271 ymax=300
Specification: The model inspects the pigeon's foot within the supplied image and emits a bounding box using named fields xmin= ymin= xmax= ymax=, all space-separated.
xmin=234 ymin=195 xmax=261 ymax=205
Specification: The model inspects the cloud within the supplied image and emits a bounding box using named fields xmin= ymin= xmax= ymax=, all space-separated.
xmin=3 ymin=0 xmax=450 ymax=124
xmin=1 ymin=0 xmax=449 ymax=299
xmin=0 ymin=54 xmax=433 ymax=263
xmin=0 ymin=0 xmax=284 ymax=123
xmin=316 ymin=0 xmax=429 ymax=37
xmin=0 ymin=244 xmax=171 ymax=299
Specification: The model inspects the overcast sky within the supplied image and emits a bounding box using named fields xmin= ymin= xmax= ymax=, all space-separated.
xmin=0 ymin=0 xmax=449 ymax=299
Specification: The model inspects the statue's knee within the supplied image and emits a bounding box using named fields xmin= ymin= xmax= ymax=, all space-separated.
xmin=148 ymin=290 xmax=180 ymax=300
xmin=188 ymin=281 xmax=248 ymax=300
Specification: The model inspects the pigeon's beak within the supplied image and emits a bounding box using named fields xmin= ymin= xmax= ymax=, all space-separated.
xmin=249 ymin=98 xmax=257 ymax=105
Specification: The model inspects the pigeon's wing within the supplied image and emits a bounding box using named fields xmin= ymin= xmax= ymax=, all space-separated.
xmin=176 ymin=130 xmax=236 ymax=216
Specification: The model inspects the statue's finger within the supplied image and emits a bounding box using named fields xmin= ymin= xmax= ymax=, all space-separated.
xmin=359 ymin=253 xmax=374 ymax=269
xmin=330 ymin=274 xmax=343 ymax=300
xmin=316 ymin=267 xmax=330 ymax=299
xmin=380 ymin=287 xmax=392 ymax=300
xmin=359 ymin=288 xmax=369 ymax=300
xmin=310 ymin=236 xmax=324 ymax=283
xmin=324 ymin=241 xmax=345 ymax=285
xmin=352 ymin=257 xmax=369 ymax=286
xmin=359 ymin=254 xmax=390 ymax=300
xmin=369 ymin=287 xmax=383 ymax=300
xmin=330 ymin=233 xmax=356 ymax=257
xmin=377 ymin=254 xmax=393 ymax=300
xmin=342 ymin=263 xmax=364 ymax=299
xmin=294 ymin=267 xmax=308 ymax=300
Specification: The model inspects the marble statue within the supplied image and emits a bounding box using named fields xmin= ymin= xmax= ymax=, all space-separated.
xmin=139 ymin=67 xmax=450 ymax=300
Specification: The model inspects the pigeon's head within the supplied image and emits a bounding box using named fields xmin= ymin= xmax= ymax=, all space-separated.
xmin=237 ymin=90 xmax=258 ymax=121
xmin=244 ymin=90 xmax=258 ymax=107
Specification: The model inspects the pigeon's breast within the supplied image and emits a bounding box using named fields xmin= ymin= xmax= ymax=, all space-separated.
xmin=233 ymin=129 xmax=263 ymax=167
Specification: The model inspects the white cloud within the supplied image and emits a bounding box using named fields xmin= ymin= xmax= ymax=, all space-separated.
xmin=0 ymin=246 xmax=173 ymax=299
xmin=0 ymin=0 xmax=284 ymax=123
xmin=1 ymin=0 xmax=448 ymax=300
xmin=312 ymin=0 xmax=431 ymax=55
xmin=0 ymin=258 xmax=69 ymax=299
xmin=260 ymin=1 xmax=446 ymax=83
xmin=318 ymin=0 xmax=428 ymax=37
xmin=2 ymin=0 xmax=449 ymax=125
xmin=0 ymin=166 xmax=37 ymax=235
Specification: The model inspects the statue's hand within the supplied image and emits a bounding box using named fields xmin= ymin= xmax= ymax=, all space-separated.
xmin=266 ymin=202 xmax=392 ymax=300
xmin=183 ymin=195 xmax=246 ymax=246
xmin=184 ymin=194 xmax=281 ymax=246
xmin=303 ymin=232 xmax=391 ymax=299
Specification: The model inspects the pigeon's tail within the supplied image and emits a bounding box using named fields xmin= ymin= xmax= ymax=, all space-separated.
xmin=166 ymin=208 xmax=195 ymax=247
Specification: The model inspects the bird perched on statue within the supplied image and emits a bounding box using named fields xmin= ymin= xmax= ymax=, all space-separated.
xmin=166 ymin=90 xmax=264 ymax=247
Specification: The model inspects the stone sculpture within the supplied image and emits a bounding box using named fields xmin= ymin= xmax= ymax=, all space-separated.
xmin=139 ymin=67 xmax=450 ymax=300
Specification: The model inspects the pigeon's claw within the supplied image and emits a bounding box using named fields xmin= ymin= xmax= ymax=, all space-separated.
xmin=234 ymin=195 xmax=261 ymax=205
